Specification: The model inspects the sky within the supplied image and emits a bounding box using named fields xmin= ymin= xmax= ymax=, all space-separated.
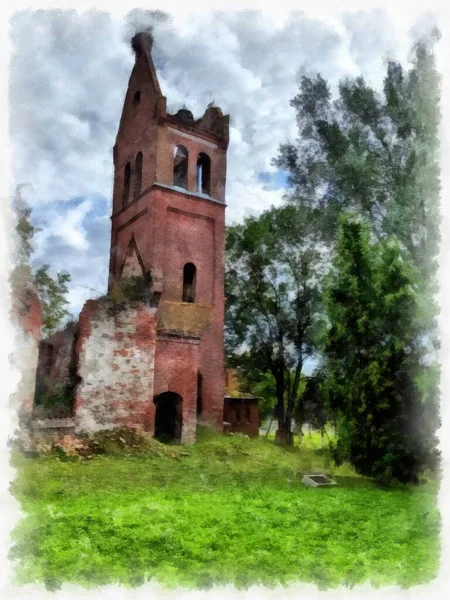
xmin=8 ymin=8 xmax=437 ymax=316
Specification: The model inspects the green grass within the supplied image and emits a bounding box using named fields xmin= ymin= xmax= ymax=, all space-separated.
xmin=9 ymin=426 xmax=440 ymax=591
xmin=264 ymin=426 xmax=336 ymax=450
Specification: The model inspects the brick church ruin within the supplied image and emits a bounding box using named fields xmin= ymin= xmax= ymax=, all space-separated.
xmin=13 ymin=32 xmax=259 ymax=443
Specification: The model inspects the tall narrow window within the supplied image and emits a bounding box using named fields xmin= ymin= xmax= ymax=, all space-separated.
xmin=133 ymin=90 xmax=141 ymax=107
xmin=182 ymin=262 xmax=196 ymax=303
xmin=236 ymin=404 xmax=242 ymax=424
xmin=197 ymin=152 xmax=211 ymax=195
xmin=134 ymin=152 xmax=143 ymax=197
xmin=245 ymin=406 xmax=251 ymax=424
xmin=123 ymin=162 xmax=131 ymax=206
xmin=197 ymin=373 xmax=203 ymax=416
xmin=45 ymin=343 xmax=54 ymax=376
xmin=173 ymin=145 xmax=188 ymax=189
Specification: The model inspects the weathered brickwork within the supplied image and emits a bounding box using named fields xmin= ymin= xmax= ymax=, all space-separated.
xmin=223 ymin=397 xmax=260 ymax=438
xmin=107 ymin=31 xmax=228 ymax=440
xmin=223 ymin=370 xmax=260 ymax=437
xmin=35 ymin=322 xmax=77 ymax=411
xmin=73 ymin=299 xmax=157 ymax=432
xmin=29 ymin=31 xmax=228 ymax=445
xmin=37 ymin=322 xmax=77 ymax=384
xmin=10 ymin=275 xmax=43 ymax=420
xmin=154 ymin=334 xmax=200 ymax=444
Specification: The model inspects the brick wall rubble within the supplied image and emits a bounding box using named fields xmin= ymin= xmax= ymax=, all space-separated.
xmin=34 ymin=321 xmax=78 ymax=418
xmin=73 ymin=298 xmax=157 ymax=433
xmin=154 ymin=333 xmax=200 ymax=444
xmin=10 ymin=270 xmax=43 ymax=422
xmin=223 ymin=397 xmax=260 ymax=438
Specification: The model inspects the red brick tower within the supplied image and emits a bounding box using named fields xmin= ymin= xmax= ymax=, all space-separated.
xmin=108 ymin=32 xmax=229 ymax=442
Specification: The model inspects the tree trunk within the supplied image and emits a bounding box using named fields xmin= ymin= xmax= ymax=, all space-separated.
xmin=280 ymin=356 xmax=303 ymax=446
xmin=275 ymin=427 xmax=294 ymax=445
xmin=273 ymin=367 xmax=285 ymax=433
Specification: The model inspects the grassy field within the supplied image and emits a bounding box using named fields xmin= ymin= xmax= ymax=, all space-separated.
xmin=9 ymin=426 xmax=440 ymax=591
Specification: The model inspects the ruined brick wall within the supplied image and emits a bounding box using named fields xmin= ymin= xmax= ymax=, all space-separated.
xmin=224 ymin=369 xmax=241 ymax=396
xmin=111 ymin=35 xmax=162 ymax=217
xmin=151 ymin=186 xmax=225 ymax=430
xmin=223 ymin=397 xmax=260 ymax=438
xmin=156 ymin=118 xmax=228 ymax=201
xmin=10 ymin=280 xmax=43 ymax=420
xmin=108 ymin=31 xmax=228 ymax=437
xmin=73 ymin=298 xmax=157 ymax=432
xmin=153 ymin=333 xmax=200 ymax=444
xmin=109 ymin=186 xmax=226 ymax=432
xmin=35 ymin=322 xmax=77 ymax=406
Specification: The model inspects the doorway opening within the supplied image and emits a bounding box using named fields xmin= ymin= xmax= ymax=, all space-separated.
xmin=153 ymin=392 xmax=183 ymax=444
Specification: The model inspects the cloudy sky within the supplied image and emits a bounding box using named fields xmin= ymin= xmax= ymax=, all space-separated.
xmin=9 ymin=8 xmax=437 ymax=316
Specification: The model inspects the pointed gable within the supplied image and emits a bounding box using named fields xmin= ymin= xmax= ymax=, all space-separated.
xmin=120 ymin=237 xmax=145 ymax=279
xmin=115 ymin=31 xmax=166 ymax=143
xmin=131 ymin=32 xmax=162 ymax=97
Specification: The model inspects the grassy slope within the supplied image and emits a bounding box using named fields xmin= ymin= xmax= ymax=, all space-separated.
xmin=9 ymin=427 xmax=440 ymax=591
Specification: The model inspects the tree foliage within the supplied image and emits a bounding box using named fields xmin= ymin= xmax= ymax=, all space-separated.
xmin=294 ymin=372 xmax=329 ymax=435
xmin=266 ymin=33 xmax=441 ymax=481
xmin=225 ymin=204 xmax=326 ymax=443
xmin=12 ymin=186 xmax=72 ymax=336
xmin=274 ymin=34 xmax=441 ymax=338
xmin=323 ymin=215 xmax=439 ymax=483
xmin=14 ymin=185 xmax=42 ymax=268
xmin=33 ymin=265 xmax=71 ymax=335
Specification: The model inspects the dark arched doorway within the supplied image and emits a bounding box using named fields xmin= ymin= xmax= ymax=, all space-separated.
xmin=153 ymin=392 xmax=183 ymax=444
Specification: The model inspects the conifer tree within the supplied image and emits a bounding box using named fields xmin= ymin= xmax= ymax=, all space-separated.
xmin=323 ymin=215 xmax=439 ymax=483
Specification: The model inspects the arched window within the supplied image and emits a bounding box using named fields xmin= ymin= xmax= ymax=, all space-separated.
xmin=123 ymin=163 xmax=131 ymax=206
xmin=173 ymin=145 xmax=188 ymax=189
xmin=182 ymin=262 xmax=196 ymax=303
xmin=197 ymin=152 xmax=211 ymax=195
xmin=134 ymin=152 xmax=143 ymax=197
xmin=133 ymin=90 xmax=141 ymax=107
xmin=236 ymin=404 xmax=242 ymax=424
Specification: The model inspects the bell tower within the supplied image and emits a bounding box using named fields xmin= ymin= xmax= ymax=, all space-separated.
xmin=108 ymin=32 xmax=229 ymax=440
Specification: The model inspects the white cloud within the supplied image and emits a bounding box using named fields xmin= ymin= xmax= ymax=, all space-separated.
xmin=9 ymin=8 xmax=424 ymax=316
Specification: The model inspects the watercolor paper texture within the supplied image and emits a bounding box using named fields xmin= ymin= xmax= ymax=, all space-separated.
xmin=1 ymin=2 xmax=450 ymax=599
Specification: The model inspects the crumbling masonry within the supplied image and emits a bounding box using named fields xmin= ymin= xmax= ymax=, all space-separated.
xmin=31 ymin=32 xmax=231 ymax=444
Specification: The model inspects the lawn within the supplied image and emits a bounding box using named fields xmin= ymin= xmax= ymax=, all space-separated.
xmin=9 ymin=426 xmax=440 ymax=591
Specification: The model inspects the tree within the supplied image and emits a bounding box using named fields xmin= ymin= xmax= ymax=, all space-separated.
xmin=274 ymin=33 xmax=441 ymax=343
xmin=294 ymin=372 xmax=328 ymax=438
xmin=33 ymin=265 xmax=71 ymax=335
xmin=14 ymin=185 xmax=41 ymax=268
xmin=12 ymin=186 xmax=72 ymax=336
xmin=272 ymin=33 xmax=441 ymax=479
xmin=248 ymin=371 xmax=278 ymax=424
xmin=225 ymin=204 xmax=325 ymax=444
xmin=323 ymin=215 xmax=439 ymax=484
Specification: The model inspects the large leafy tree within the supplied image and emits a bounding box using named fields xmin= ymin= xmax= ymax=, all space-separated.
xmin=33 ymin=266 xmax=71 ymax=335
xmin=323 ymin=215 xmax=439 ymax=483
xmin=271 ymin=33 xmax=441 ymax=479
xmin=225 ymin=204 xmax=325 ymax=444
xmin=274 ymin=33 xmax=440 ymax=341
xmin=12 ymin=186 xmax=72 ymax=336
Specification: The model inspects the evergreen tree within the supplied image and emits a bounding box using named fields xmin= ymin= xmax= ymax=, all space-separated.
xmin=323 ymin=215 xmax=439 ymax=483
